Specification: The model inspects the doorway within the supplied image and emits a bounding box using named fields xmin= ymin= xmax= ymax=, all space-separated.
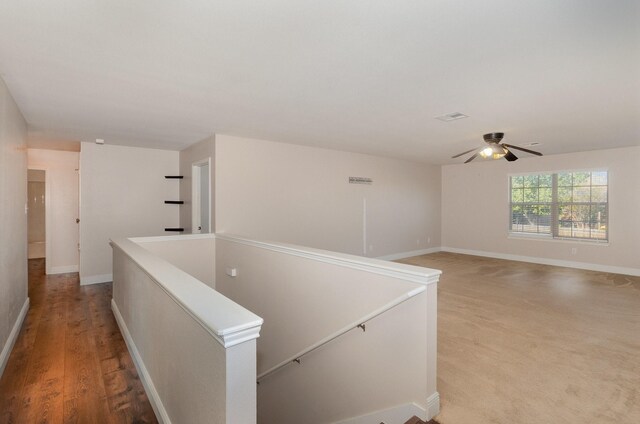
xmin=27 ymin=149 xmax=80 ymax=275
xmin=192 ymin=158 xmax=211 ymax=233
xmin=27 ymin=169 xmax=47 ymax=259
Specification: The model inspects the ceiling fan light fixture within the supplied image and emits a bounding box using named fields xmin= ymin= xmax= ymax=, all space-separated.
xmin=451 ymin=132 xmax=542 ymax=163
xmin=480 ymin=146 xmax=493 ymax=158
xmin=479 ymin=144 xmax=507 ymax=159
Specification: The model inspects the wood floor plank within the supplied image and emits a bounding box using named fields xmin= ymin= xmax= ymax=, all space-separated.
xmin=0 ymin=259 xmax=157 ymax=424
xmin=0 ymin=260 xmax=50 ymax=423
xmin=14 ymin=275 xmax=69 ymax=424
xmin=63 ymin=283 xmax=112 ymax=424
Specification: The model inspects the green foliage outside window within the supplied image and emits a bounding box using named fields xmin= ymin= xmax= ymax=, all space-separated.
xmin=510 ymin=171 xmax=607 ymax=241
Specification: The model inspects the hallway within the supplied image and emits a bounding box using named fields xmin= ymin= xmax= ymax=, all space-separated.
xmin=0 ymin=259 xmax=157 ymax=423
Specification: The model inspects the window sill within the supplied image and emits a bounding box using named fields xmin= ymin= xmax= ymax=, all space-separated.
xmin=508 ymin=233 xmax=609 ymax=246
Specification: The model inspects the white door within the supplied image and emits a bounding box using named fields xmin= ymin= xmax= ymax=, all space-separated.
xmin=192 ymin=159 xmax=211 ymax=233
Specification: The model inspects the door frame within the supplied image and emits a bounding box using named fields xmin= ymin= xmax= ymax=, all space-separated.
xmin=191 ymin=157 xmax=212 ymax=234
xmin=27 ymin=167 xmax=52 ymax=274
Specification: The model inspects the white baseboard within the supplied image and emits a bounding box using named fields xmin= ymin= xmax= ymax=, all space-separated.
xmin=80 ymin=273 xmax=113 ymax=285
xmin=427 ymin=391 xmax=440 ymax=420
xmin=112 ymin=299 xmax=171 ymax=424
xmin=377 ymin=247 xmax=441 ymax=261
xmin=334 ymin=402 xmax=427 ymax=424
xmin=48 ymin=265 xmax=79 ymax=275
xmin=0 ymin=298 xmax=30 ymax=378
xmin=441 ymin=247 xmax=640 ymax=277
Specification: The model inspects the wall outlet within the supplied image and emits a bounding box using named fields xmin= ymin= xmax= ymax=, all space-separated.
xmin=571 ymin=247 xmax=578 ymax=255
xmin=427 ymin=236 xmax=431 ymax=244
xmin=226 ymin=267 xmax=238 ymax=277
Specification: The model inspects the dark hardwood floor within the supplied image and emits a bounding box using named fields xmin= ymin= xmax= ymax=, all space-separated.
xmin=0 ymin=259 xmax=157 ymax=423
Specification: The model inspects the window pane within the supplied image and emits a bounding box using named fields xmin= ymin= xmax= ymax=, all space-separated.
xmin=522 ymin=205 xmax=538 ymax=232
xmin=558 ymin=187 xmax=572 ymax=202
xmin=573 ymin=205 xmax=590 ymax=221
xmin=572 ymin=172 xmax=591 ymax=186
xmin=539 ymin=187 xmax=552 ymax=202
xmin=524 ymin=188 xmax=538 ymax=202
xmin=572 ymin=222 xmax=590 ymax=238
xmin=511 ymin=206 xmax=525 ymax=231
xmin=573 ymin=186 xmax=590 ymax=202
xmin=511 ymin=189 xmax=524 ymax=202
xmin=537 ymin=205 xmax=551 ymax=233
xmin=589 ymin=206 xmax=607 ymax=239
xmin=511 ymin=176 xmax=524 ymax=188
xmin=591 ymin=205 xmax=607 ymax=238
xmin=539 ymin=174 xmax=552 ymax=187
xmin=591 ymin=186 xmax=607 ymax=202
xmin=558 ymin=172 xmax=572 ymax=186
xmin=524 ymin=175 xmax=538 ymax=188
xmin=557 ymin=221 xmax=570 ymax=237
xmin=511 ymin=206 xmax=522 ymax=231
xmin=558 ymin=204 xmax=571 ymax=220
xmin=592 ymin=171 xmax=607 ymax=186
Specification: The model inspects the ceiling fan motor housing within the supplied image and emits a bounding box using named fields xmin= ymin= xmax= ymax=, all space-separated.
xmin=483 ymin=132 xmax=504 ymax=143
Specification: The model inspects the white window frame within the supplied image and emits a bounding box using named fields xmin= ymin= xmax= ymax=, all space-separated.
xmin=508 ymin=168 xmax=609 ymax=243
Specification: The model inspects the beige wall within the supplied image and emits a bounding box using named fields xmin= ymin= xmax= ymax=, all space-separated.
xmin=442 ymin=146 xmax=640 ymax=273
xmin=215 ymin=135 xmax=441 ymax=257
xmin=124 ymin=232 xmax=439 ymax=422
xmin=179 ymin=135 xmax=215 ymax=233
xmin=28 ymin=149 xmax=80 ymax=273
xmin=0 ymin=76 xmax=28 ymax=376
xmin=214 ymin=234 xmax=438 ymax=423
xmin=112 ymin=245 xmax=258 ymax=424
xmin=79 ymin=143 xmax=179 ymax=284
xmin=134 ymin=235 xmax=215 ymax=287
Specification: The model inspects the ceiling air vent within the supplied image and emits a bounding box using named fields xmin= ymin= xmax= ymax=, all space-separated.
xmin=435 ymin=112 xmax=469 ymax=122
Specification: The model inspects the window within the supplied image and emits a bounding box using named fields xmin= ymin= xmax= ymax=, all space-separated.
xmin=509 ymin=170 xmax=608 ymax=241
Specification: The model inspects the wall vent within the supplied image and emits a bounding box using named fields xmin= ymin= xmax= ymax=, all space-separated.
xmin=435 ymin=112 xmax=468 ymax=122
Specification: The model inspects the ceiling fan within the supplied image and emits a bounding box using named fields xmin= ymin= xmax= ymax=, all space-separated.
xmin=452 ymin=132 xmax=543 ymax=163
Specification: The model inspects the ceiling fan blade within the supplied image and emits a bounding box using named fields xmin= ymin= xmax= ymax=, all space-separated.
xmin=464 ymin=152 xmax=480 ymax=163
xmin=451 ymin=147 xmax=480 ymax=159
xmin=503 ymin=143 xmax=543 ymax=156
xmin=504 ymin=148 xmax=518 ymax=161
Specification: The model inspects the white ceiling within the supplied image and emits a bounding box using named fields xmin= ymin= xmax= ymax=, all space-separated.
xmin=0 ymin=0 xmax=638 ymax=164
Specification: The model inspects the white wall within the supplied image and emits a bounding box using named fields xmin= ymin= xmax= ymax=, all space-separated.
xmin=214 ymin=234 xmax=439 ymax=423
xmin=111 ymin=239 xmax=260 ymax=424
xmin=179 ymin=135 xmax=215 ymax=233
xmin=79 ymin=143 xmax=179 ymax=284
xmin=215 ymin=135 xmax=441 ymax=258
xmin=442 ymin=146 xmax=640 ymax=274
xmin=0 ymin=76 xmax=28 ymax=377
xmin=134 ymin=235 xmax=215 ymax=287
xmin=28 ymin=149 xmax=80 ymax=273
